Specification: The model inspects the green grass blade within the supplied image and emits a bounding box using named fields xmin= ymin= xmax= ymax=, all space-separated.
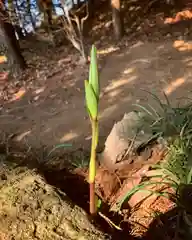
xmin=180 ymin=121 xmax=189 ymax=138
xmin=163 ymin=91 xmax=172 ymax=108
xmin=115 ymin=180 xmax=177 ymax=210
xmin=140 ymin=89 xmax=165 ymax=111
xmin=47 ymin=143 xmax=72 ymax=157
xmin=147 ymin=103 xmax=161 ymax=118
xmin=133 ymin=103 xmax=157 ymax=120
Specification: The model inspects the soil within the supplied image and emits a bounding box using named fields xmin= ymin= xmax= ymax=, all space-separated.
xmin=48 ymin=142 xmax=189 ymax=240
xmin=0 ymin=131 xmax=189 ymax=240
xmin=0 ymin=3 xmax=191 ymax=155
xmin=0 ymin=148 xmax=142 ymax=240
xmin=0 ymin=1 xmax=192 ymax=240
xmin=0 ymin=158 xmax=111 ymax=240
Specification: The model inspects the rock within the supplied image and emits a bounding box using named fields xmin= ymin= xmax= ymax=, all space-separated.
xmin=0 ymin=161 xmax=110 ymax=240
xmin=100 ymin=111 xmax=154 ymax=167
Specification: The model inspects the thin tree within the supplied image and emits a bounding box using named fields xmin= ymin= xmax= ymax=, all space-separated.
xmin=0 ymin=3 xmax=26 ymax=71
xmin=111 ymin=0 xmax=124 ymax=40
xmin=60 ymin=2 xmax=89 ymax=63
xmin=87 ymin=0 xmax=94 ymax=19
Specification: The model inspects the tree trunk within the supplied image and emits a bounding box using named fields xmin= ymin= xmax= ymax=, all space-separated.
xmin=0 ymin=11 xmax=26 ymax=71
xmin=111 ymin=0 xmax=123 ymax=40
xmin=88 ymin=0 xmax=94 ymax=19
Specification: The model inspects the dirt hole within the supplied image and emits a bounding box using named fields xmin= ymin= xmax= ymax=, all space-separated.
xmin=42 ymin=168 xmax=133 ymax=239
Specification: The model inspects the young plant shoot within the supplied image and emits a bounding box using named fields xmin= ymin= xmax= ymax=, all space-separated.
xmin=84 ymin=45 xmax=99 ymax=215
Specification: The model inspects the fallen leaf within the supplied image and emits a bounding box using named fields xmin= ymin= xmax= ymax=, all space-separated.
xmin=12 ymin=89 xmax=26 ymax=101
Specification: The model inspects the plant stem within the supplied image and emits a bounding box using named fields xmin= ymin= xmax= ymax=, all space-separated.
xmin=89 ymin=119 xmax=97 ymax=215
xmin=89 ymin=182 xmax=96 ymax=215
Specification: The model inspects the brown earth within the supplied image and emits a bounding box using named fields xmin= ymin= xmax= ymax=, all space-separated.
xmin=0 ymin=159 xmax=110 ymax=240
xmin=0 ymin=5 xmax=192 ymax=240
xmin=0 ymin=31 xmax=192 ymax=155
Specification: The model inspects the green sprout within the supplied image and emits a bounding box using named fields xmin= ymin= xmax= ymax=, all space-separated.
xmin=84 ymin=45 xmax=100 ymax=215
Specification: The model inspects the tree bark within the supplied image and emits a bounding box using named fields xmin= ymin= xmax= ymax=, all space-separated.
xmin=111 ymin=0 xmax=123 ymax=40
xmin=88 ymin=0 xmax=94 ymax=19
xmin=0 ymin=10 xmax=26 ymax=71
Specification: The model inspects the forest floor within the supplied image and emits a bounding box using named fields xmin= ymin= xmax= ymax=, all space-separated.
xmin=0 ymin=1 xmax=191 ymax=156
xmin=0 ymin=2 xmax=192 ymax=239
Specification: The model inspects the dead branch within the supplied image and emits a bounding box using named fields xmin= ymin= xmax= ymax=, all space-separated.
xmin=59 ymin=2 xmax=89 ymax=62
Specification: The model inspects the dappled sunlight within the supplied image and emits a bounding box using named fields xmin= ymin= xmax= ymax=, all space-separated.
xmin=106 ymin=76 xmax=136 ymax=92
xmin=99 ymin=105 xmax=118 ymax=119
xmin=60 ymin=132 xmax=79 ymax=142
xmin=164 ymin=9 xmax=192 ymax=24
xmin=0 ymin=72 xmax=8 ymax=82
xmin=13 ymin=130 xmax=31 ymax=142
xmin=108 ymin=88 xmax=121 ymax=98
xmin=92 ymin=20 xmax=112 ymax=32
xmin=65 ymin=81 xmax=76 ymax=88
xmin=164 ymin=77 xmax=186 ymax=95
xmin=187 ymin=61 xmax=192 ymax=67
xmin=156 ymin=45 xmax=166 ymax=51
xmin=43 ymin=127 xmax=52 ymax=133
xmin=33 ymin=87 xmax=46 ymax=95
xmin=183 ymin=57 xmax=192 ymax=67
xmin=130 ymin=41 xmax=144 ymax=49
xmin=106 ymin=76 xmax=136 ymax=102
xmin=1 ymin=15 xmax=192 ymax=153
xmin=97 ymin=46 xmax=119 ymax=56
xmin=31 ymin=87 xmax=46 ymax=102
xmin=100 ymin=94 xmax=132 ymax=119
xmin=123 ymin=67 xmax=136 ymax=75
xmin=173 ymin=40 xmax=192 ymax=52
xmin=121 ymin=95 xmax=134 ymax=103
xmin=131 ymin=58 xmax=152 ymax=65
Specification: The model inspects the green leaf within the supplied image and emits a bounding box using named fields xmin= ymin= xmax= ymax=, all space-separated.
xmin=89 ymin=45 xmax=99 ymax=100
xmin=115 ymin=180 xmax=177 ymax=211
xmin=133 ymin=103 xmax=157 ymax=120
xmin=47 ymin=143 xmax=72 ymax=157
xmin=85 ymin=80 xmax=98 ymax=120
xmin=97 ymin=198 xmax=102 ymax=209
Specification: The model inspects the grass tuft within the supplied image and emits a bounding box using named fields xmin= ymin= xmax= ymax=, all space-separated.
xmin=112 ymin=94 xmax=192 ymax=236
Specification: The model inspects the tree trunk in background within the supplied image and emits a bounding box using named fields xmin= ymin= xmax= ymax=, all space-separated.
xmin=0 ymin=11 xmax=26 ymax=71
xmin=111 ymin=0 xmax=123 ymax=40
xmin=88 ymin=0 xmax=94 ymax=19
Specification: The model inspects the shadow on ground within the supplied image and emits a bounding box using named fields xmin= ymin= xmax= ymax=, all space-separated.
xmin=0 ymin=145 xmax=142 ymax=239
xmin=0 ymin=2 xmax=191 ymax=158
xmin=144 ymin=207 xmax=187 ymax=240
